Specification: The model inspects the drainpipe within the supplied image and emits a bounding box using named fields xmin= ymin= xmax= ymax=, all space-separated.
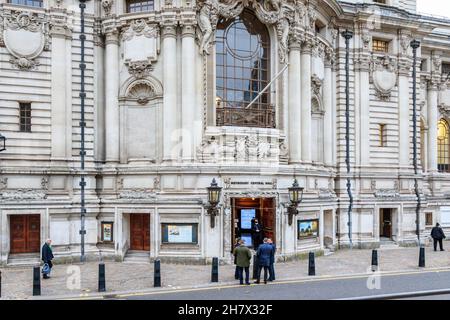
xmin=79 ymin=0 xmax=88 ymax=262
xmin=342 ymin=30 xmax=354 ymax=249
xmin=410 ymin=39 xmax=421 ymax=247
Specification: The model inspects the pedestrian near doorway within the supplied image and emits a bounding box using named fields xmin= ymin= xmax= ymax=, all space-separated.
xmin=267 ymin=238 xmax=276 ymax=281
xmin=251 ymin=218 xmax=263 ymax=249
xmin=255 ymin=238 xmax=274 ymax=284
xmin=41 ymin=239 xmax=54 ymax=279
xmin=431 ymin=223 xmax=446 ymax=251
xmin=233 ymin=239 xmax=252 ymax=285
xmin=234 ymin=237 xmax=241 ymax=280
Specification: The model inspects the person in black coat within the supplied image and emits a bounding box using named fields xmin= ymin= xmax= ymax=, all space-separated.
xmin=41 ymin=239 xmax=54 ymax=279
xmin=431 ymin=223 xmax=446 ymax=251
xmin=233 ymin=237 xmax=241 ymax=279
xmin=251 ymin=219 xmax=263 ymax=249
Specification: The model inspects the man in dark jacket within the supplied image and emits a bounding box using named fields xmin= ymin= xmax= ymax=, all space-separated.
xmin=41 ymin=239 xmax=54 ymax=279
xmin=255 ymin=238 xmax=274 ymax=284
xmin=233 ymin=237 xmax=241 ymax=280
xmin=267 ymin=238 xmax=276 ymax=281
xmin=233 ymin=239 xmax=252 ymax=285
xmin=251 ymin=219 xmax=263 ymax=250
xmin=431 ymin=223 xmax=446 ymax=251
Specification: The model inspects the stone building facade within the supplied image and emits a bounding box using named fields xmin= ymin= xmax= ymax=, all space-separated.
xmin=1 ymin=0 xmax=450 ymax=265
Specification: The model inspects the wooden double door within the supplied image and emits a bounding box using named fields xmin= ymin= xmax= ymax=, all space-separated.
xmin=10 ymin=215 xmax=41 ymax=254
xmin=130 ymin=214 xmax=150 ymax=251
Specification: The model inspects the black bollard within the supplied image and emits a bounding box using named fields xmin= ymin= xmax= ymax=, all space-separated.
xmin=419 ymin=246 xmax=425 ymax=268
xmin=98 ymin=263 xmax=106 ymax=292
xmin=308 ymin=252 xmax=316 ymax=276
xmin=252 ymin=255 xmax=259 ymax=280
xmin=0 ymin=270 xmax=2 ymax=298
xmin=211 ymin=257 xmax=219 ymax=282
xmin=154 ymin=259 xmax=161 ymax=287
xmin=371 ymin=249 xmax=378 ymax=272
xmin=33 ymin=266 xmax=41 ymax=296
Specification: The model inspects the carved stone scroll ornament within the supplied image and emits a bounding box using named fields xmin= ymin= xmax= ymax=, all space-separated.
xmin=3 ymin=11 xmax=47 ymax=70
xmin=370 ymin=55 xmax=397 ymax=101
xmin=439 ymin=104 xmax=450 ymax=119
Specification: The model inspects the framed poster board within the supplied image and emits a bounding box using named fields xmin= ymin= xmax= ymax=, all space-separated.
xmin=298 ymin=219 xmax=319 ymax=239
xmin=162 ymin=224 xmax=198 ymax=244
xmin=440 ymin=207 xmax=450 ymax=227
xmin=240 ymin=209 xmax=256 ymax=229
xmin=101 ymin=222 xmax=114 ymax=242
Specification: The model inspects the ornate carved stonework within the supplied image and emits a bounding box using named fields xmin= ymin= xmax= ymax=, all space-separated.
xmin=371 ymin=55 xmax=397 ymax=101
xmin=1 ymin=189 xmax=47 ymax=200
xmin=439 ymin=104 xmax=450 ymax=118
xmin=0 ymin=177 xmax=7 ymax=190
xmin=311 ymin=75 xmax=322 ymax=96
xmin=121 ymin=19 xmax=159 ymax=75
xmin=41 ymin=177 xmax=49 ymax=190
xmin=374 ymin=189 xmax=400 ymax=198
xmin=118 ymin=189 xmax=157 ymax=199
xmin=196 ymin=0 xmax=304 ymax=64
xmin=102 ymin=0 xmax=113 ymax=16
xmin=2 ymin=10 xmax=49 ymax=70
xmin=125 ymin=80 xmax=159 ymax=105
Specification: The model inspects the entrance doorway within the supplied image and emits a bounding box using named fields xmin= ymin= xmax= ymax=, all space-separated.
xmin=130 ymin=214 xmax=150 ymax=251
xmin=380 ymin=208 xmax=393 ymax=239
xmin=10 ymin=215 xmax=40 ymax=254
xmin=231 ymin=197 xmax=276 ymax=250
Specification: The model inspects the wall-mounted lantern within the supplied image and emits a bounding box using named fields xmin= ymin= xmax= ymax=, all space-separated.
xmin=287 ymin=178 xmax=304 ymax=226
xmin=206 ymin=178 xmax=222 ymax=228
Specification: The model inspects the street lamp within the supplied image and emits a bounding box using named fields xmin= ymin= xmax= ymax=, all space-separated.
xmin=287 ymin=178 xmax=304 ymax=226
xmin=78 ymin=0 xmax=89 ymax=262
xmin=0 ymin=133 xmax=6 ymax=152
xmin=206 ymin=178 xmax=222 ymax=228
xmin=342 ymin=29 xmax=354 ymax=249
xmin=410 ymin=39 xmax=421 ymax=246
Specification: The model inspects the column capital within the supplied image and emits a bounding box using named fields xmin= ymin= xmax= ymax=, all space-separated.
xmin=354 ymin=52 xmax=371 ymax=72
xmin=181 ymin=24 xmax=196 ymax=38
xmin=105 ymin=31 xmax=119 ymax=45
xmin=161 ymin=24 xmax=177 ymax=38
xmin=397 ymin=58 xmax=413 ymax=77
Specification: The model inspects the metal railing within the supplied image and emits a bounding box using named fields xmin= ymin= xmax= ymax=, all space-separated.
xmin=216 ymin=105 xmax=275 ymax=129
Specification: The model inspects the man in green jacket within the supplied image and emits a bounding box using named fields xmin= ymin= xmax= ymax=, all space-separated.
xmin=233 ymin=239 xmax=252 ymax=285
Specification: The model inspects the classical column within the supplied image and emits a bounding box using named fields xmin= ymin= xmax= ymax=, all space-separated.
xmin=358 ymin=53 xmax=371 ymax=166
xmin=162 ymin=24 xmax=178 ymax=162
xmin=50 ymin=23 xmax=70 ymax=161
xmin=398 ymin=59 xmax=412 ymax=168
xmin=181 ymin=23 xmax=196 ymax=162
xmin=301 ymin=41 xmax=312 ymax=163
xmin=427 ymin=82 xmax=438 ymax=172
xmin=288 ymin=39 xmax=302 ymax=164
xmin=104 ymin=31 xmax=120 ymax=163
xmin=323 ymin=52 xmax=333 ymax=166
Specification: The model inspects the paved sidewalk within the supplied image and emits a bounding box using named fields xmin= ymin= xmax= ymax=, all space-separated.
xmin=1 ymin=246 xmax=450 ymax=299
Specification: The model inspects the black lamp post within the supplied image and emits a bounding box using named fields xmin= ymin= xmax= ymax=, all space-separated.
xmin=287 ymin=178 xmax=304 ymax=226
xmin=0 ymin=133 xmax=6 ymax=152
xmin=342 ymin=29 xmax=354 ymax=249
xmin=206 ymin=178 xmax=222 ymax=228
xmin=410 ymin=39 xmax=421 ymax=246
xmin=79 ymin=0 xmax=88 ymax=262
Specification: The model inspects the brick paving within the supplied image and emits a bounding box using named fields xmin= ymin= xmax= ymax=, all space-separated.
xmin=1 ymin=246 xmax=450 ymax=299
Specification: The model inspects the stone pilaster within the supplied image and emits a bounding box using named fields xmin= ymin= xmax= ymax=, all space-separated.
xmin=288 ymin=33 xmax=302 ymax=164
xmin=323 ymin=48 xmax=334 ymax=166
xmin=162 ymin=23 xmax=178 ymax=162
xmin=398 ymin=58 xmax=413 ymax=168
xmin=104 ymin=28 xmax=120 ymax=164
xmin=300 ymin=39 xmax=312 ymax=164
xmin=181 ymin=22 xmax=197 ymax=162
xmin=427 ymin=80 xmax=439 ymax=173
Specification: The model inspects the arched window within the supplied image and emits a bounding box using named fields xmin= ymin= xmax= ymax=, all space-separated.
xmin=215 ymin=10 xmax=273 ymax=128
xmin=438 ymin=119 xmax=450 ymax=173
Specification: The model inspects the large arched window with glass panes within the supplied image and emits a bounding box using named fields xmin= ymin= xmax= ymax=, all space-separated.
xmin=438 ymin=119 xmax=450 ymax=173
xmin=215 ymin=10 xmax=274 ymax=128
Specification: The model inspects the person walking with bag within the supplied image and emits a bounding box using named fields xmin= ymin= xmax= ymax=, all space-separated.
xmin=233 ymin=239 xmax=252 ymax=285
xmin=431 ymin=223 xmax=446 ymax=251
xmin=41 ymin=239 xmax=54 ymax=279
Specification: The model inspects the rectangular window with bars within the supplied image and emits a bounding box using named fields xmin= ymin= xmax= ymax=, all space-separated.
xmin=126 ymin=0 xmax=154 ymax=13
xmin=379 ymin=124 xmax=387 ymax=147
xmin=8 ymin=0 xmax=43 ymax=7
xmin=425 ymin=212 xmax=433 ymax=226
xmin=372 ymin=39 xmax=390 ymax=53
xmin=19 ymin=102 xmax=31 ymax=133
